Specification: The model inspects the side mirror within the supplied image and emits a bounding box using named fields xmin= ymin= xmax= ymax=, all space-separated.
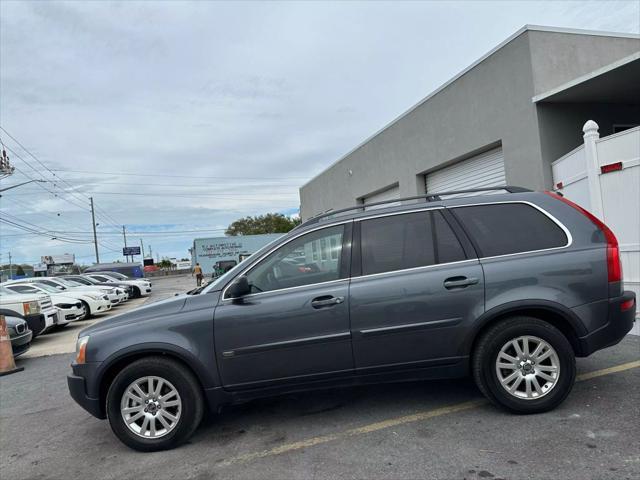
xmin=227 ymin=276 xmax=251 ymax=298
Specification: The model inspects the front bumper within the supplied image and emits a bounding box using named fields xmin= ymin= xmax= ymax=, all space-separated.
xmin=87 ymin=299 xmax=112 ymax=314
xmin=42 ymin=309 xmax=59 ymax=332
xmin=579 ymin=291 xmax=636 ymax=356
xmin=11 ymin=330 xmax=33 ymax=357
xmin=24 ymin=313 xmax=46 ymax=337
xmin=56 ymin=305 xmax=84 ymax=325
xmin=67 ymin=373 xmax=105 ymax=419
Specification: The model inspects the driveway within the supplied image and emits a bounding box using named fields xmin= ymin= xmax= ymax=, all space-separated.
xmin=1 ymin=334 xmax=638 ymax=480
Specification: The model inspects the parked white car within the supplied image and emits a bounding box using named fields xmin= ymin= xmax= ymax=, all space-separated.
xmin=63 ymin=278 xmax=128 ymax=305
xmin=10 ymin=277 xmax=120 ymax=310
xmin=85 ymin=272 xmax=152 ymax=297
xmin=61 ymin=275 xmax=131 ymax=302
xmin=5 ymin=278 xmax=112 ymax=317
xmin=0 ymin=285 xmax=58 ymax=335
xmin=4 ymin=283 xmax=87 ymax=324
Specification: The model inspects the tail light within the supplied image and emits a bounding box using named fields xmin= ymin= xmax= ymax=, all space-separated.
xmin=545 ymin=192 xmax=622 ymax=283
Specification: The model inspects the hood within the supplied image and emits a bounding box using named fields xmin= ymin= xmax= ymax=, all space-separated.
xmin=80 ymin=295 xmax=188 ymax=336
xmin=50 ymin=294 xmax=82 ymax=304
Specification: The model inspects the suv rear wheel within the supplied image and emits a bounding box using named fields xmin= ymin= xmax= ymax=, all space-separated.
xmin=106 ymin=357 xmax=204 ymax=451
xmin=473 ymin=316 xmax=576 ymax=413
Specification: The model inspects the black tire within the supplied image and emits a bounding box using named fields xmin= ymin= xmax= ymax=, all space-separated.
xmin=132 ymin=286 xmax=141 ymax=298
xmin=106 ymin=356 xmax=204 ymax=452
xmin=472 ymin=316 xmax=576 ymax=414
xmin=80 ymin=300 xmax=92 ymax=320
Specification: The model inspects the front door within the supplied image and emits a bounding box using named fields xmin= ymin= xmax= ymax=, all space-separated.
xmin=214 ymin=223 xmax=354 ymax=390
xmin=350 ymin=209 xmax=484 ymax=372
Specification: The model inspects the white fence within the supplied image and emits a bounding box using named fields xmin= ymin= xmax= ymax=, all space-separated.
xmin=552 ymin=121 xmax=639 ymax=334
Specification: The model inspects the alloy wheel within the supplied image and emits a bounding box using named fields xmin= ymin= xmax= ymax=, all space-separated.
xmin=120 ymin=376 xmax=182 ymax=439
xmin=495 ymin=335 xmax=560 ymax=400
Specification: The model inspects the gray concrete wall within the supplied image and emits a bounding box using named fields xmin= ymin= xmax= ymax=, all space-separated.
xmin=537 ymin=102 xmax=640 ymax=185
xmin=527 ymin=31 xmax=640 ymax=96
xmin=527 ymin=31 xmax=640 ymax=185
xmin=299 ymin=28 xmax=640 ymax=220
xmin=300 ymin=31 xmax=542 ymax=219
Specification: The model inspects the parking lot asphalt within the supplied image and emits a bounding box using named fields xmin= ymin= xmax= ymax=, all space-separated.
xmin=1 ymin=305 xmax=638 ymax=480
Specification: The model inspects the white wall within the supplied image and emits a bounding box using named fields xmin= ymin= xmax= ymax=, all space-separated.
xmin=552 ymin=122 xmax=640 ymax=333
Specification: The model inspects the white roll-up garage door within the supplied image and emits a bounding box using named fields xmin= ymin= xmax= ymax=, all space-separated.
xmin=362 ymin=184 xmax=400 ymax=210
xmin=425 ymin=146 xmax=506 ymax=196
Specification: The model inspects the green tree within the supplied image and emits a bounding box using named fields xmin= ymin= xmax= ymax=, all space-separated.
xmin=225 ymin=213 xmax=301 ymax=236
xmin=158 ymin=259 xmax=173 ymax=269
xmin=15 ymin=265 xmax=25 ymax=276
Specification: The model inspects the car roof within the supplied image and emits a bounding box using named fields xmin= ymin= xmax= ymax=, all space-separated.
xmin=296 ymin=187 xmax=543 ymax=233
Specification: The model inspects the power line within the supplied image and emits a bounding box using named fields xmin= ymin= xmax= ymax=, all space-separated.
xmin=0 ymin=217 xmax=94 ymax=244
xmin=0 ymin=228 xmax=228 ymax=236
xmin=0 ymin=127 xmax=124 ymax=231
xmin=49 ymin=168 xmax=309 ymax=180
xmin=58 ymin=191 xmax=297 ymax=198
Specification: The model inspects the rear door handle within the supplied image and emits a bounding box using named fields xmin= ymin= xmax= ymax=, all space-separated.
xmin=443 ymin=276 xmax=479 ymax=289
xmin=311 ymin=296 xmax=344 ymax=308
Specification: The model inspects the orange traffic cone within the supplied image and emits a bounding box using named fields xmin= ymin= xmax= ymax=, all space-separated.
xmin=0 ymin=314 xmax=24 ymax=377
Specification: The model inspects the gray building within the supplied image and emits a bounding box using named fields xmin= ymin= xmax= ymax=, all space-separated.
xmin=299 ymin=25 xmax=640 ymax=220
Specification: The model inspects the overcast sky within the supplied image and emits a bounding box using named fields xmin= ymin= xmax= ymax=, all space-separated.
xmin=1 ymin=0 xmax=638 ymax=265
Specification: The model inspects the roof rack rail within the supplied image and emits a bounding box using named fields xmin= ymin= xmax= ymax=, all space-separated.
xmin=299 ymin=185 xmax=531 ymax=228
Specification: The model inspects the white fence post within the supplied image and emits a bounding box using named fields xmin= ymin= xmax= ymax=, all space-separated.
xmin=583 ymin=120 xmax=604 ymax=220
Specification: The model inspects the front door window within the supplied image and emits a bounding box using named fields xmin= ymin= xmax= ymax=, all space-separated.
xmin=243 ymin=225 xmax=345 ymax=294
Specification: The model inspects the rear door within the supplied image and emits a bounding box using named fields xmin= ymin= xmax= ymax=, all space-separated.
xmin=350 ymin=209 xmax=484 ymax=372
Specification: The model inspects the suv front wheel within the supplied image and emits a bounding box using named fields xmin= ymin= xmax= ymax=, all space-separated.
xmin=106 ymin=357 xmax=204 ymax=451
xmin=473 ymin=316 xmax=576 ymax=413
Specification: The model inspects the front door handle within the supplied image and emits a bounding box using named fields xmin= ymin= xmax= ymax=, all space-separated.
xmin=311 ymin=295 xmax=344 ymax=309
xmin=443 ymin=276 xmax=479 ymax=289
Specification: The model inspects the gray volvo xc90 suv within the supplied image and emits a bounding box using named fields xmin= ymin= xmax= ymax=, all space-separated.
xmin=68 ymin=187 xmax=636 ymax=451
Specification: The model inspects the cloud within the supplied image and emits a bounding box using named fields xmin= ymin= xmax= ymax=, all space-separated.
xmin=1 ymin=0 xmax=638 ymax=263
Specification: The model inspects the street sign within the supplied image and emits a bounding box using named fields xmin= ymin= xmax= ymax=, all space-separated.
xmin=123 ymin=246 xmax=141 ymax=256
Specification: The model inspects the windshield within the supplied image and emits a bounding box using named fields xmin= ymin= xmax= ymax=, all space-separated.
xmin=1 ymin=285 xmax=31 ymax=295
xmin=201 ymin=236 xmax=282 ymax=294
xmin=31 ymin=283 xmax=61 ymax=293
xmin=49 ymin=278 xmax=76 ymax=287
xmin=100 ymin=274 xmax=120 ymax=282
xmin=105 ymin=272 xmax=127 ymax=280
xmin=67 ymin=277 xmax=94 ymax=285
xmin=64 ymin=279 xmax=86 ymax=287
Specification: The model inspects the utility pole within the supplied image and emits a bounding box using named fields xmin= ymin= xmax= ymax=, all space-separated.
xmin=90 ymin=197 xmax=100 ymax=264
xmin=8 ymin=252 xmax=12 ymax=280
xmin=140 ymin=239 xmax=145 ymax=258
xmin=122 ymin=225 xmax=128 ymax=262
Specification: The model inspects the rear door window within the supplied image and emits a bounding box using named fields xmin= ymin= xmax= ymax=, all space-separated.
xmin=453 ymin=203 xmax=568 ymax=257
xmin=360 ymin=210 xmax=466 ymax=276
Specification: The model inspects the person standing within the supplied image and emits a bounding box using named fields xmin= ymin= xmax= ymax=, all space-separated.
xmin=193 ymin=263 xmax=203 ymax=286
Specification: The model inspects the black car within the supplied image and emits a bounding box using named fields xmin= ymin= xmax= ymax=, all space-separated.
xmin=2 ymin=312 xmax=33 ymax=357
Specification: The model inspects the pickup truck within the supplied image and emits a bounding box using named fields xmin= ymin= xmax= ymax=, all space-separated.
xmin=0 ymin=286 xmax=58 ymax=336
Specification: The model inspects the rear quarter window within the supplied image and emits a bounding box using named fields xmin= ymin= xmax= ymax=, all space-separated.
xmin=453 ymin=203 xmax=568 ymax=257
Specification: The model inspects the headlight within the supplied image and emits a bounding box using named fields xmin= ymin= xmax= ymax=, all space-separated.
xmin=89 ymin=294 xmax=103 ymax=300
xmin=75 ymin=336 xmax=90 ymax=364
xmin=22 ymin=301 xmax=41 ymax=316
xmin=55 ymin=303 xmax=75 ymax=309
